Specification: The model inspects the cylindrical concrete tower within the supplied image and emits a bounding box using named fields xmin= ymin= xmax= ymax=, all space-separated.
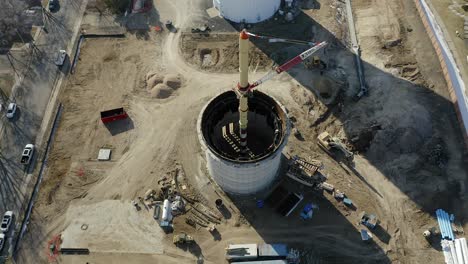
xmin=197 ymin=90 xmax=290 ymax=195
xmin=213 ymin=0 xmax=281 ymax=23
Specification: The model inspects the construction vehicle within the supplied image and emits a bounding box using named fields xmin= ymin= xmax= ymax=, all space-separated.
xmin=304 ymin=56 xmax=327 ymax=70
xmin=173 ymin=232 xmax=194 ymax=245
xmin=317 ymin=131 xmax=354 ymax=162
xmin=359 ymin=211 xmax=379 ymax=229
xmin=313 ymin=56 xmax=321 ymax=66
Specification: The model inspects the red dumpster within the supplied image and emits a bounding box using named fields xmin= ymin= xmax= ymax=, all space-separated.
xmin=100 ymin=107 xmax=128 ymax=123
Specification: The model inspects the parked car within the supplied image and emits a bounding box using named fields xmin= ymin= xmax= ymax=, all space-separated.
xmin=49 ymin=0 xmax=58 ymax=11
xmin=24 ymin=9 xmax=37 ymax=16
xmin=165 ymin=20 xmax=177 ymax=33
xmin=0 ymin=211 xmax=13 ymax=233
xmin=55 ymin=50 xmax=67 ymax=66
xmin=0 ymin=233 xmax=4 ymax=251
xmin=6 ymin=103 xmax=16 ymax=119
xmin=21 ymin=144 xmax=34 ymax=165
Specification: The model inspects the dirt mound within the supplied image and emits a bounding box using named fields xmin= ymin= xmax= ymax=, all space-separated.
xmin=150 ymin=83 xmax=173 ymax=99
xmin=199 ymin=48 xmax=220 ymax=67
xmin=180 ymin=33 xmax=273 ymax=73
xmin=146 ymin=71 xmax=157 ymax=81
xmin=421 ymin=137 xmax=448 ymax=168
xmin=147 ymin=74 xmax=164 ymax=90
xmin=102 ymin=51 xmax=118 ymax=62
xmin=164 ymin=74 xmax=183 ymax=89
xmin=393 ymin=127 xmax=424 ymax=154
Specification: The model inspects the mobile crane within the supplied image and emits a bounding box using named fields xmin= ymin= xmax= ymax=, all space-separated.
xmin=234 ymin=30 xmax=327 ymax=149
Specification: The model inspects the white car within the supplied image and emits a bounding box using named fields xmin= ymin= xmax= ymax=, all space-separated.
xmin=0 ymin=233 xmax=4 ymax=251
xmin=0 ymin=211 xmax=13 ymax=233
xmin=6 ymin=103 xmax=16 ymax=119
xmin=21 ymin=144 xmax=35 ymax=165
xmin=55 ymin=50 xmax=67 ymax=66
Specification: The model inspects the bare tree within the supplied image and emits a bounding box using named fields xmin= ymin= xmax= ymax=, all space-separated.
xmin=0 ymin=0 xmax=30 ymax=48
xmin=104 ymin=0 xmax=130 ymax=14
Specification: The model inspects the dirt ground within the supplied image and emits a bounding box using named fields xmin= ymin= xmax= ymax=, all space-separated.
xmin=180 ymin=33 xmax=273 ymax=72
xmin=16 ymin=0 xmax=468 ymax=263
xmin=0 ymin=73 xmax=15 ymax=99
xmin=427 ymin=0 xmax=468 ymax=96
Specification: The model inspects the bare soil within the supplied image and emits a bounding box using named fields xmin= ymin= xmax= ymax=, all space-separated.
xmin=180 ymin=33 xmax=274 ymax=73
xmin=0 ymin=73 xmax=15 ymax=98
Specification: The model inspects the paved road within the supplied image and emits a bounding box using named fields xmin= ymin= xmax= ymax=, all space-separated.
xmin=0 ymin=0 xmax=87 ymax=259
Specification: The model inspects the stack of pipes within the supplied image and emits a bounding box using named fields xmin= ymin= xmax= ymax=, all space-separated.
xmin=436 ymin=209 xmax=455 ymax=241
xmin=441 ymin=238 xmax=468 ymax=264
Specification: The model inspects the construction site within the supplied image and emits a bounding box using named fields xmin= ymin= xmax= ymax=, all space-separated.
xmin=3 ymin=0 xmax=468 ymax=263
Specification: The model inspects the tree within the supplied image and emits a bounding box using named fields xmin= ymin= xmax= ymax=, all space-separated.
xmin=103 ymin=0 xmax=130 ymax=14
xmin=0 ymin=0 xmax=30 ymax=48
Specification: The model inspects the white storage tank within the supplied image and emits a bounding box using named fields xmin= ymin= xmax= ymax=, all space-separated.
xmin=198 ymin=90 xmax=290 ymax=195
xmin=162 ymin=199 xmax=172 ymax=221
xmin=213 ymin=0 xmax=281 ymax=23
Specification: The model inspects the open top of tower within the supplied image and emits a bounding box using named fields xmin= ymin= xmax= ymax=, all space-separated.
xmin=200 ymin=90 xmax=289 ymax=163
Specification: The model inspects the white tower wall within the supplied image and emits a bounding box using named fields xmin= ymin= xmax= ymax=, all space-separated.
xmin=213 ymin=0 xmax=281 ymax=23
xmin=203 ymin=145 xmax=285 ymax=195
xmin=198 ymin=92 xmax=290 ymax=195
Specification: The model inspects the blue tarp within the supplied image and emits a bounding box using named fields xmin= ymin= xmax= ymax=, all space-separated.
xmin=360 ymin=229 xmax=371 ymax=241
xmin=303 ymin=203 xmax=313 ymax=213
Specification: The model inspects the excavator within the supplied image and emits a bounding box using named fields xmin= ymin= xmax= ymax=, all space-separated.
xmin=173 ymin=232 xmax=194 ymax=245
xmin=317 ymin=131 xmax=354 ymax=162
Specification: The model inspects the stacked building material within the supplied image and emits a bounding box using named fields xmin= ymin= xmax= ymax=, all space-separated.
xmin=226 ymin=244 xmax=258 ymax=261
xmin=258 ymin=244 xmax=288 ymax=258
xmin=436 ymin=209 xmax=455 ymax=241
xmin=465 ymin=18 xmax=468 ymax=42
xmin=441 ymin=238 xmax=468 ymax=264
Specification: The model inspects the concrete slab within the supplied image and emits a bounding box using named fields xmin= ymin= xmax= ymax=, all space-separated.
xmin=97 ymin=148 xmax=111 ymax=161
xmin=206 ymin=7 xmax=219 ymax=18
xmin=61 ymin=200 xmax=164 ymax=254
